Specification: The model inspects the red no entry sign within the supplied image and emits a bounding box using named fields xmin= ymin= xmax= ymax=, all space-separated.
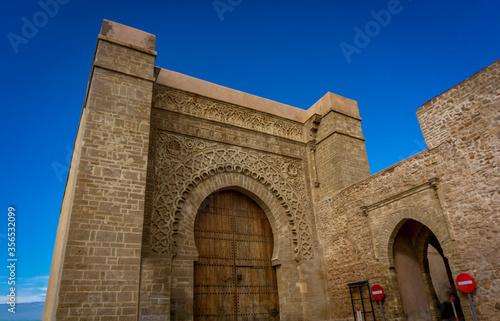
xmin=371 ymin=284 xmax=384 ymax=301
xmin=456 ymin=273 xmax=476 ymax=293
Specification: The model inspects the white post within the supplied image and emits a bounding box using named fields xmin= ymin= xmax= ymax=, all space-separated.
xmin=356 ymin=308 xmax=362 ymax=321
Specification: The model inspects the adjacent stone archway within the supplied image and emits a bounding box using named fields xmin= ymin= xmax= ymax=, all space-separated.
xmin=360 ymin=184 xmax=472 ymax=321
xmin=393 ymin=219 xmax=434 ymax=320
xmin=362 ymin=180 xmax=455 ymax=268
xmin=392 ymin=219 xmax=465 ymax=321
xmin=383 ymin=207 xmax=454 ymax=269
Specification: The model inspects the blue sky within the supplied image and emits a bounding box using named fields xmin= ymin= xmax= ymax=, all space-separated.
xmin=1 ymin=0 xmax=499 ymax=316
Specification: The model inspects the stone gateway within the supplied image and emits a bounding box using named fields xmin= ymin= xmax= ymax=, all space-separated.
xmin=43 ymin=20 xmax=499 ymax=321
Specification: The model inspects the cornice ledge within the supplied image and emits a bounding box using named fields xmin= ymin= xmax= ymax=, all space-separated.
xmin=361 ymin=178 xmax=440 ymax=215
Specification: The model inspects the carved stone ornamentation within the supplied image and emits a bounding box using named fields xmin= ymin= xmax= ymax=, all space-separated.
xmin=154 ymin=86 xmax=304 ymax=141
xmin=151 ymin=131 xmax=314 ymax=261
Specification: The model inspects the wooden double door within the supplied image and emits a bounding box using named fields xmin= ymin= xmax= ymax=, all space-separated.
xmin=194 ymin=190 xmax=280 ymax=321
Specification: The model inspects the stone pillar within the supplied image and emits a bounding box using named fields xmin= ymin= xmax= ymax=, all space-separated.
xmin=309 ymin=92 xmax=370 ymax=200
xmin=44 ymin=20 xmax=156 ymax=320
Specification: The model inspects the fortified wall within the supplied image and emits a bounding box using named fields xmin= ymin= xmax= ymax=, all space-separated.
xmin=316 ymin=60 xmax=499 ymax=321
xmin=44 ymin=20 xmax=499 ymax=321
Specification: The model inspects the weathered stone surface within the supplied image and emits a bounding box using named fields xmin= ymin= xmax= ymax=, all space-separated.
xmin=45 ymin=19 xmax=499 ymax=321
xmin=316 ymin=59 xmax=499 ymax=321
xmin=44 ymin=20 xmax=156 ymax=321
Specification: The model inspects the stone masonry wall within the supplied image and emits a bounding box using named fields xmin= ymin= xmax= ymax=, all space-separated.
xmin=137 ymin=84 xmax=335 ymax=320
xmin=416 ymin=60 xmax=500 ymax=150
xmin=44 ymin=21 xmax=156 ymax=321
xmin=47 ymin=18 xmax=498 ymax=321
xmin=314 ymin=109 xmax=371 ymax=201
xmin=316 ymin=59 xmax=499 ymax=321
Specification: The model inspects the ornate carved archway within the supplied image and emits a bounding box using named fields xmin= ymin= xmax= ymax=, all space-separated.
xmin=150 ymin=131 xmax=314 ymax=262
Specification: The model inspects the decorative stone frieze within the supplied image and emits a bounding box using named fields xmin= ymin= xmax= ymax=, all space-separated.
xmin=154 ymin=86 xmax=304 ymax=141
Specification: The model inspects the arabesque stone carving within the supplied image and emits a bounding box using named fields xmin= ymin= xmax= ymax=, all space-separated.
xmin=154 ymin=86 xmax=304 ymax=141
xmin=150 ymin=131 xmax=313 ymax=261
